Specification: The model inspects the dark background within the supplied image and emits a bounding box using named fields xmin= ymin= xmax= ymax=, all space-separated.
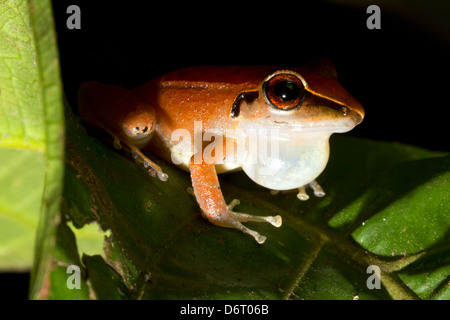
xmin=4 ymin=0 xmax=450 ymax=300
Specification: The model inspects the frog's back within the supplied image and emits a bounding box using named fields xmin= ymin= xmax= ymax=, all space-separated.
xmin=132 ymin=66 xmax=279 ymax=135
xmin=156 ymin=65 xmax=279 ymax=89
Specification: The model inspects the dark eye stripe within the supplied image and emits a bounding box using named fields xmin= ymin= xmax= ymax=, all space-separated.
xmin=231 ymin=91 xmax=259 ymax=118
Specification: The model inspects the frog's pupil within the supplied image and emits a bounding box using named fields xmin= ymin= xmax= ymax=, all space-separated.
xmin=274 ymin=80 xmax=301 ymax=102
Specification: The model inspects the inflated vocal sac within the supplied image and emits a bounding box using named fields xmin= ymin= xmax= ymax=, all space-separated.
xmin=238 ymin=125 xmax=332 ymax=190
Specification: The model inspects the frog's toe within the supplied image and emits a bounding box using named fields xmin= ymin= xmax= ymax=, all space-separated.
xmin=227 ymin=199 xmax=240 ymax=210
xmin=157 ymin=171 xmax=169 ymax=181
xmin=295 ymin=180 xmax=326 ymax=201
xmin=296 ymin=187 xmax=310 ymax=201
xmin=232 ymin=222 xmax=267 ymax=244
xmin=309 ymin=180 xmax=326 ymax=197
xmin=230 ymin=211 xmax=282 ymax=228
xmin=226 ymin=199 xmax=282 ymax=244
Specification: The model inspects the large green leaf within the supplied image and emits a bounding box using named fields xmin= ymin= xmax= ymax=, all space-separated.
xmin=0 ymin=0 xmax=66 ymax=300
xmin=0 ymin=0 xmax=43 ymax=271
xmin=58 ymin=99 xmax=449 ymax=299
xmin=0 ymin=0 xmax=64 ymax=283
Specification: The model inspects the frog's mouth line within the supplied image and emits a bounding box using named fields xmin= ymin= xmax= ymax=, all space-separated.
xmin=237 ymin=110 xmax=362 ymax=136
xmin=122 ymin=131 xmax=154 ymax=149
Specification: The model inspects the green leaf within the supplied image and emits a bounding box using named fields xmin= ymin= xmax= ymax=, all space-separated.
xmin=47 ymin=220 xmax=90 ymax=300
xmin=0 ymin=0 xmax=47 ymax=271
xmin=351 ymin=156 xmax=450 ymax=256
xmin=0 ymin=149 xmax=44 ymax=270
xmin=61 ymin=98 xmax=449 ymax=299
xmin=0 ymin=0 xmax=65 ymax=297
xmin=82 ymin=254 xmax=130 ymax=300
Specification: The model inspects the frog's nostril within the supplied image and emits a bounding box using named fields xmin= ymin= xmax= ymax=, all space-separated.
xmin=134 ymin=126 xmax=149 ymax=134
xmin=126 ymin=124 xmax=152 ymax=138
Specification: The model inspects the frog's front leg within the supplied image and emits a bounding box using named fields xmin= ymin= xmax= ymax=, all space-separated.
xmin=189 ymin=159 xmax=282 ymax=244
xmin=127 ymin=144 xmax=168 ymax=181
xmin=96 ymin=127 xmax=168 ymax=181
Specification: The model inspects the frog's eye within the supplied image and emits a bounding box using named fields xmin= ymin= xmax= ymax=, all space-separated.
xmin=263 ymin=73 xmax=305 ymax=110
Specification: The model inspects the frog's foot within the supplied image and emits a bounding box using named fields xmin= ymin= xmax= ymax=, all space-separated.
xmin=127 ymin=144 xmax=168 ymax=181
xmin=270 ymin=180 xmax=325 ymax=201
xmin=226 ymin=199 xmax=282 ymax=244
xmin=296 ymin=180 xmax=325 ymax=201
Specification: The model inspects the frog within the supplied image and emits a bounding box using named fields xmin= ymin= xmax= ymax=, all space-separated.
xmin=78 ymin=59 xmax=364 ymax=244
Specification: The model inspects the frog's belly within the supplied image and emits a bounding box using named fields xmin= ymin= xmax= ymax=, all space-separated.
xmin=215 ymin=162 xmax=242 ymax=174
xmin=157 ymin=137 xmax=242 ymax=174
xmin=170 ymin=150 xmax=242 ymax=174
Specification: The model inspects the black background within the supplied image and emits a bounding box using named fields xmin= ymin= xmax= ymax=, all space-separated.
xmin=4 ymin=0 xmax=450 ymax=300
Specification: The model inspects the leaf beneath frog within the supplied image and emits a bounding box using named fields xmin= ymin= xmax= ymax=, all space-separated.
xmin=62 ymin=98 xmax=450 ymax=300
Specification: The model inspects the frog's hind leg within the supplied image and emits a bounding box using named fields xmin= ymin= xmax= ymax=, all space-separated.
xmin=189 ymin=160 xmax=282 ymax=244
